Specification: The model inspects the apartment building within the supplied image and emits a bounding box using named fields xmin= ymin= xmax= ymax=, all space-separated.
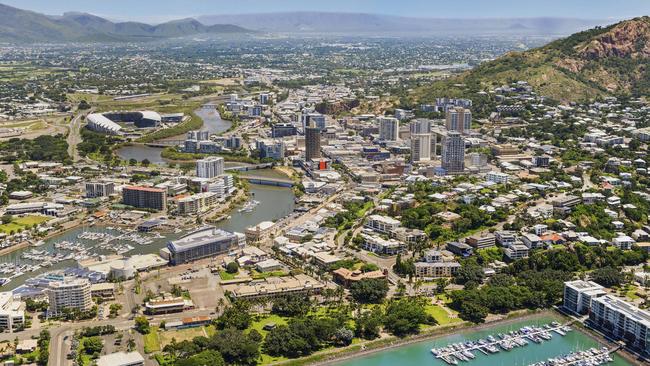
xmin=85 ymin=181 xmax=115 ymax=198
xmin=563 ymin=280 xmax=606 ymax=315
xmin=46 ymin=278 xmax=93 ymax=317
xmin=122 ymin=186 xmax=167 ymax=211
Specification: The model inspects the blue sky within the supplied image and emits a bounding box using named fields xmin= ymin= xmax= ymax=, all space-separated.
xmin=3 ymin=0 xmax=649 ymax=23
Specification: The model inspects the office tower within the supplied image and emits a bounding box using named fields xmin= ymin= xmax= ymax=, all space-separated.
xmin=47 ymin=278 xmax=93 ymax=317
xmin=445 ymin=107 xmax=472 ymax=134
xmin=410 ymin=119 xmax=436 ymax=162
xmin=122 ymin=186 xmax=167 ymax=211
xmin=441 ymin=131 xmax=465 ymax=173
xmin=378 ymin=117 xmax=399 ymax=141
xmin=259 ymin=93 xmax=269 ymax=105
xmin=85 ymin=182 xmax=115 ymax=198
xmin=302 ymin=112 xmax=326 ymax=130
xmin=305 ymin=122 xmax=321 ymax=161
xmin=411 ymin=133 xmax=432 ymax=163
xmin=196 ymin=156 xmax=225 ymax=178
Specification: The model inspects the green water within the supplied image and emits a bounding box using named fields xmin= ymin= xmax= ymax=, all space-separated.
xmin=337 ymin=315 xmax=633 ymax=366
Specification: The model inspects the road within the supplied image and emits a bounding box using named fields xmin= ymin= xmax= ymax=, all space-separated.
xmin=67 ymin=109 xmax=92 ymax=162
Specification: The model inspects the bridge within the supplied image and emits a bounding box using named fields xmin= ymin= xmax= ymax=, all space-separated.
xmin=145 ymin=140 xmax=184 ymax=147
xmin=225 ymin=163 xmax=275 ymax=171
xmin=238 ymin=175 xmax=294 ymax=187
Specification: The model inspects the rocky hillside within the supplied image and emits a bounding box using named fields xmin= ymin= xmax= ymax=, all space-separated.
xmin=415 ymin=16 xmax=650 ymax=102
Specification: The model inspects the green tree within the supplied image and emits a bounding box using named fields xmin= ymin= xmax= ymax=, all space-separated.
xmin=350 ymin=278 xmax=389 ymax=304
xmin=383 ymin=298 xmax=431 ymax=337
xmin=134 ymin=316 xmax=150 ymax=334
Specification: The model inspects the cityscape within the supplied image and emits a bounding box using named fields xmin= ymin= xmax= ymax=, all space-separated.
xmin=0 ymin=1 xmax=649 ymax=366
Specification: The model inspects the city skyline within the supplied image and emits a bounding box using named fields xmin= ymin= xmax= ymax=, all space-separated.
xmin=1 ymin=0 xmax=648 ymax=23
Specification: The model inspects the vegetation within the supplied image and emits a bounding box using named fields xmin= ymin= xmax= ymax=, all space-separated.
xmin=0 ymin=135 xmax=70 ymax=163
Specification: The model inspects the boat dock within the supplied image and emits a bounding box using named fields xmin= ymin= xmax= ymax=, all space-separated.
xmin=431 ymin=322 xmax=578 ymax=365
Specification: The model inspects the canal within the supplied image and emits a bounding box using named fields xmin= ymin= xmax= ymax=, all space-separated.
xmin=336 ymin=314 xmax=632 ymax=366
xmin=0 ymin=169 xmax=294 ymax=291
xmin=115 ymin=105 xmax=231 ymax=164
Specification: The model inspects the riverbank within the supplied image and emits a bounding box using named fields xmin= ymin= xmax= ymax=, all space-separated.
xmin=270 ymin=309 xmax=601 ymax=366
xmin=0 ymin=241 xmax=29 ymax=256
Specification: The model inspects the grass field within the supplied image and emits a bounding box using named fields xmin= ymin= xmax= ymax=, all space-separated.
xmin=425 ymin=304 xmax=462 ymax=326
xmin=0 ymin=215 xmax=50 ymax=234
xmin=219 ymin=270 xmax=237 ymax=280
xmin=158 ymin=326 xmax=210 ymax=348
xmin=143 ymin=326 xmax=161 ymax=353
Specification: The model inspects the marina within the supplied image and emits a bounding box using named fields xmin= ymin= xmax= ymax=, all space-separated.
xmin=336 ymin=315 xmax=633 ymax=366
xmin=430 ymin=322 xmax=616 ymax=366
xmin=0 ymin=174 xmax=295 ymax=291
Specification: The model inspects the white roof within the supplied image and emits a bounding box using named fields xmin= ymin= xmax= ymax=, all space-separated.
xmin=87 ymin=113 xmax=122 ymax=132
xmin=97 ymin=351 xmax=144 ymax=366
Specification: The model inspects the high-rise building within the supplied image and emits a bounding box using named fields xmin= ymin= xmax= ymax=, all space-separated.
xmin=46 ymin=278 xmax=93 ymax=317
xmin=445 ymin=107 xmax=472 ymax=134
xmin=196 ymin=156 xmax=225 ymax=178
xmin=85 ymin=182 xmax=115 ymax=198
xmin=563 ymin=280 xmax=606 ymax=315
xmin=122 ymin=186 xmax=167 ymax=211
xmin=257 ymin=139 xmax=285 ymax=160
xmin=441 ymin=131 xmax=465 ymax=173
xmin=378 ymin=117 xmax=399 ymax=141
xmin=411 ymin=134 xmax=432 ymax=163
xmin=589 ymin=295 xmax=650 ymax=354
xmin=271 ymin=123 xmax=297 ymax=138
xmin=302 ymin=112 xmax=326 ymax=130
xmin=410 ymin=119 xmax=432 ymax=163
xmin=305 ymin=122 xmax=321 ymax=161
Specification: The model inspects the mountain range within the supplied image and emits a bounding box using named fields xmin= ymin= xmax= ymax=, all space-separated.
xmin=414 ymin=16 xmax=650 ymax=102
xmin=197 ymin=12 xmax=610 ymax=35
xmin=0 ymin=3 xmax=250 ymax=43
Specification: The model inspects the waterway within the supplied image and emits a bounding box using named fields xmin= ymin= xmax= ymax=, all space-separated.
xmin=115 ymin=105 xmax=231 ymax=164
xmin=336 ymin=315 xmax=633 ymax=366
xmin=0 ymin=170 xmax=294 ymax=291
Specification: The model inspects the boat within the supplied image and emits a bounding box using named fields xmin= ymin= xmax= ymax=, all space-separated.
xmin=0 ymin=278 xmax=10 ymax=286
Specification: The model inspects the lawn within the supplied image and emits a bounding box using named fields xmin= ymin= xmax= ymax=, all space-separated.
xmin=219 ymin=270 xmax=237 ymax=280
xmin=143 ymin=326 xmax=161 ymax=353
xmin=251 ymin=270 xmax=288 ymax=280
xmin=158 ymin=326 xmax=209 ymax=348
xmin=0 ymin=215 xmax=50 ymax=234
xmin=425 ymin=304 xmax=462 ymax=326
xmin=249 ymin=314 xmax=289 ymax=337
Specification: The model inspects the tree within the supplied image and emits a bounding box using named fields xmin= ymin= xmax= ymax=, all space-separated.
xmin=82 ymin=336 xmax=103 ymax=355
xmin=134 ymin=316 xmax=150 ymax=334
xmin=175 ymin=350 xmax=225 ymax=366
xmin=272 ymin=295 xmax=311 ymax=317
xmin=215 ymin=300 xmax=251 ymax=330
xmin=1 ymin=215 xmax=13 ymax=224
xmin=455 ymin=263 xmax=484 ymax=285
xmin=209 ymin=328 xmax=260 ymax=366
xmin=129 ymin=158 xmax=137 ymax=166
xmin=355 ymin=307 xmax=383 ymax=340
xmin=78 ymin=100 xmax=91 ymax=110
xmin=141 ymin=158 xmax=151 ymax=166
xmin=383 ymin=298 xmax=431 ymax=337
xmin=591 ymin=266 xmax=625 ymax=288
xmin=226 ymin=261 xmax=239 ymax=274
xmin=333 ymin=328 xmax=354 ymax=346
xmin=350 ymin=278 xmax=389 ymax=304
xmin=458 ymin=301 xmax=489 ymax=324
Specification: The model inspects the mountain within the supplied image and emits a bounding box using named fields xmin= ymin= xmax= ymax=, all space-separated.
xmin=414 ymin=17 xmax=650 ymax=102
xmin=0 ymin=3 xmax=251 ymax=43
xmin=198 ymin=12 xmax=608 ymax=35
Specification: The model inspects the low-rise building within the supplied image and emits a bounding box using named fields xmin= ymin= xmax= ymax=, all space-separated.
xmin=97 ymin=351 xmax=145 ymax=366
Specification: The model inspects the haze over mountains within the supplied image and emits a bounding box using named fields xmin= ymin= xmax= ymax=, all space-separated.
xmin=0 ymin=3 xmax=250 ymax=43
xmin=197 ymin=12 xmax=611 ymax=35
xmin=0 ymin=2 xmax=618 ymax=43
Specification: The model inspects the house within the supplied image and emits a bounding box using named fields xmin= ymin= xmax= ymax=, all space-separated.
xmin=612 ymin=235 xmax=635 ymax=250
xmin=521 ymin=233 xmax=544 ymax=249
xmin=504 ymin=243 xmax=529 ymax=260
xmin=446 ymin=242 xmax=473 ymax=257
xmin=332 ymin=268 xmax=386 ymax=287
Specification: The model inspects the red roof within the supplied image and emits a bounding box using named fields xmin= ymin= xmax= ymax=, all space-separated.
xmin=124 ymin=186 xmax=165 ymax=193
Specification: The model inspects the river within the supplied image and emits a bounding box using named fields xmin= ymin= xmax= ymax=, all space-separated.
xmin=336 ymin=314 xmax=632 ymax=366
xmin=0 ymin=169 xmax=294 ymax=291
xmin=115 ymin=105 xmax=231 ymax=164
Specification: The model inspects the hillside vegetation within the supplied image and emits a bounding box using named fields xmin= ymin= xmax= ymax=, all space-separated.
xmin=414 ymin=16 xmax=650 ymax=103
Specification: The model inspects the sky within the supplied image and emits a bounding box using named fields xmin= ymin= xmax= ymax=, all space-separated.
xmin=2 ymin=0 xmax=649 ymax=23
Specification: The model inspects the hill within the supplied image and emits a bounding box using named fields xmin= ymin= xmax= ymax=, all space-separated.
xmin=413 ymin=16 xmax=650 ymax=103
xmin=198 ymin=12 xmax=608 ymax=35
xmin=0 ymin=4 xmax=251 ymax=43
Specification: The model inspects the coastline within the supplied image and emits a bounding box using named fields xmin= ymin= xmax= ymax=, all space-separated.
xmin=274 ymin=309 xmax=635 ymax=366
xmin=270 ymin=310 xmax=552 ymax=366
xmin=0 ymin=241 xmax=29 ymax=256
